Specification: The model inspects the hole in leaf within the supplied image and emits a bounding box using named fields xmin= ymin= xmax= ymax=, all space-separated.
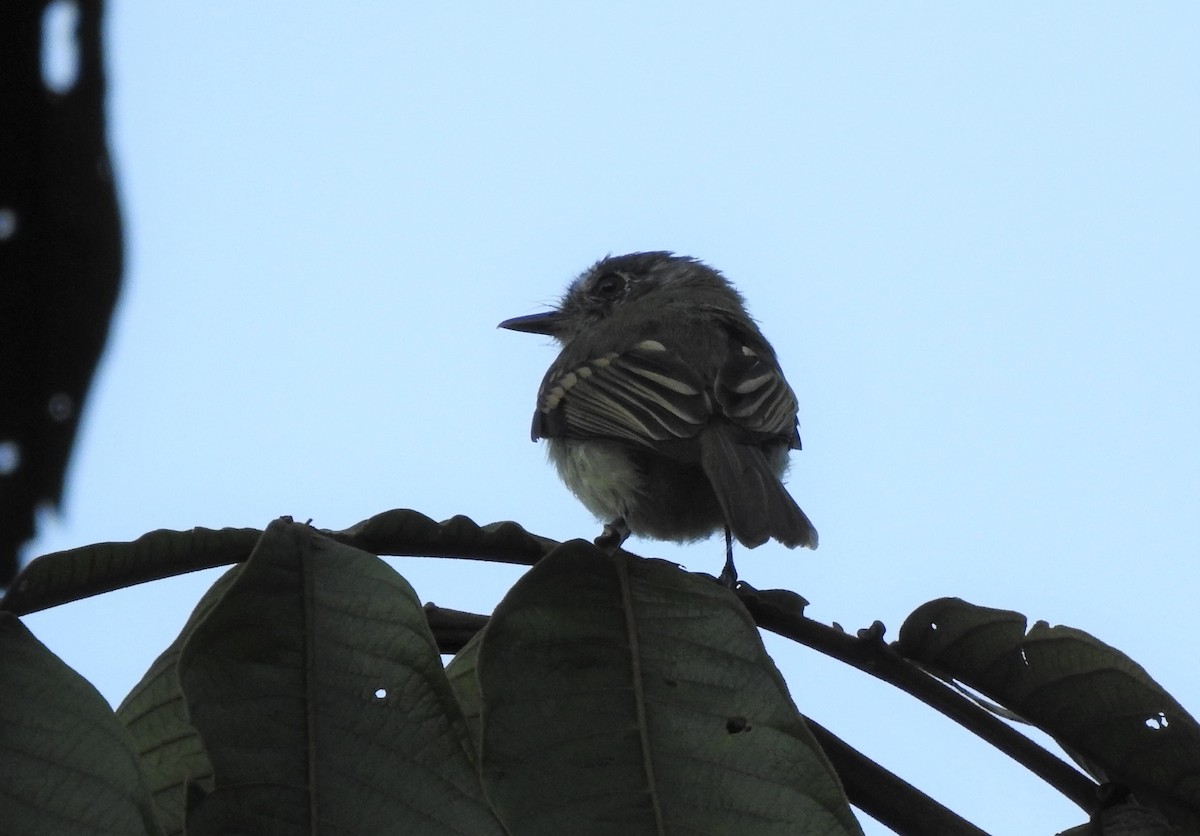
xmin=374 ymin=688 xmax=387 ymax=699
xmin=725 ymin=716 xmax=751 ymax=734
xmin=0 ymin=208 xmax=16 ymax=240
xmin=47 ymin=392 xmax=73 ymax=422
xmin=1145 ymin=712 xmax=1169 ymax=730
xmin=0 ymin=440 xmax=20 ymax=476
xmin=41 ymin=0 xmax=81 ymax=94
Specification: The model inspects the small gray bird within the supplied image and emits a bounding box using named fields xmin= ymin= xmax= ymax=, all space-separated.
xmin=499 ymin=251 xmax=817 ymax=582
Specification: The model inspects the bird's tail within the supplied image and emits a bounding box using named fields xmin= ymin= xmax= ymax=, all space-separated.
xmin=699 ymin=427 xmax=818 ymax=550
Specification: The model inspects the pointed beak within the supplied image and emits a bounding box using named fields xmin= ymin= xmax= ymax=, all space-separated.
xmin=497 ymin=310 xmax=566 ymax=336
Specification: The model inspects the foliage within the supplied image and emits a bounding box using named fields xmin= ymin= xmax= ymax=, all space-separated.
xmin=2 ymin=511 xmax=1197 ymax=835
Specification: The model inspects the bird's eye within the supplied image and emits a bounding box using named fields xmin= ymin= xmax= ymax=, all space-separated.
xmin=594 ymin=272 xmax=625 ymax=298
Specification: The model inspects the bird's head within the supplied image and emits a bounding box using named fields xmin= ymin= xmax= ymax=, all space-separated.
xmin=498 ymin=251 xmax=742 ymax=343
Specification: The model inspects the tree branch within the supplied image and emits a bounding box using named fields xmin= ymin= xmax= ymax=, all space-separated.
xmin=735 ymin=582 xmax=1099 ymax=813
xmin=805 ymin=717 xmax=991 ymax=836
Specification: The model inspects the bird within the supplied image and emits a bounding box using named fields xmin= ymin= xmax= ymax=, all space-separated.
xmin=498 ymin=251 xmax=817 ymax=584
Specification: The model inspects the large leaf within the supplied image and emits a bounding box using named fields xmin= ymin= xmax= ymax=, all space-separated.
xmin=115 ymin=567 xmax=241 ymax=836
xmin=445 ymin=628 xmax=485 ymax=761
xmin=1 ymin=525 xmax=260 ymax=615
xmin=477 ymin=539 xmax=861 ymax=836
xmin=0 ymin=613 xmax=161 ymax=835
xmin=177 ymin=519 xmax=504 ymax=836
xmin=897 ymin=597 xmax=1200 ymax=828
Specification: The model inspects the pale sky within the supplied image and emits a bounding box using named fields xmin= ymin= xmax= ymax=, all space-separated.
xmin=21 ymin=5 xmax=1200 ymax=834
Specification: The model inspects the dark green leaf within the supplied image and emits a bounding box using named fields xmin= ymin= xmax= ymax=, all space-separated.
xmin=0 ymin=612 xmax=161 ymax=835
xmin=445 ymin=628 xmax=485 ymax=762
xmin=178 ymin=519 xmax=504 ymax=836
xmin=115 ymin=567 xmax=240 ymax=836
xmin=478 ymin=539 xmax=861 ymax=836
xmin=898 ymin=598 xmax=1200 ymax=828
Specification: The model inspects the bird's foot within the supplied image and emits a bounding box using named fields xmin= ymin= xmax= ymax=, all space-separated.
xmin=718 ymin=527 xmax=738 ymax=589
xmin=595 ymin=518 xmax=631 ymax=553
xmin=717 ymin=563 xmax=739 ymax=589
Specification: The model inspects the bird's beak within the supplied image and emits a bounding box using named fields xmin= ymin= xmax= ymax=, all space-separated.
xmin=497 ymin=310 xmax=566 ymax=336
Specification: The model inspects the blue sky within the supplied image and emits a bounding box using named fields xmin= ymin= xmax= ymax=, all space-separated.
xmin=21 ymin=4 xmax=1200 ymax=834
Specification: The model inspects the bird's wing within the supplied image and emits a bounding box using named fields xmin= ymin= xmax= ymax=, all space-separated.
xmin=712 ymin=332 xmax=802 ymax=449
xmin=532 ymin=339 xmax=712 ymax=446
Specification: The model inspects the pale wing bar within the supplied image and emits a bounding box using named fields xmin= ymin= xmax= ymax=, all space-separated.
xmin=714 ymin=344 xmax=800 ymax=444
xmin=534 ymin=341 xmax=711 ymax=445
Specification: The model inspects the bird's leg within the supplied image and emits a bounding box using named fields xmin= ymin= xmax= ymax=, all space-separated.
xmin=718 ymin=526 xmax=738 ymax=589
xmin=595 ymin=517 xmax=631 ymax=553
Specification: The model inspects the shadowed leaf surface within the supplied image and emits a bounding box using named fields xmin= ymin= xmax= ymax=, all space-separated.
xmin=0 ymin=0 xmax=123 ymax=585
xmin=0 ymin=613 xmax=160 ymax=835
xmin=478 ymin=539 xmax=861 ymax=836
xmin=115 ymin=568 xmax=241 ymax=835
xmin=1056 ymin=798 xmax=1193 ymax=836
xmin=177 ymin=519 xmax=503 ymax=836
xmin=445 ymin=628 xmax=485 ymax=762
xmin=898 ymin=597 xmax=1200 ymax=828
